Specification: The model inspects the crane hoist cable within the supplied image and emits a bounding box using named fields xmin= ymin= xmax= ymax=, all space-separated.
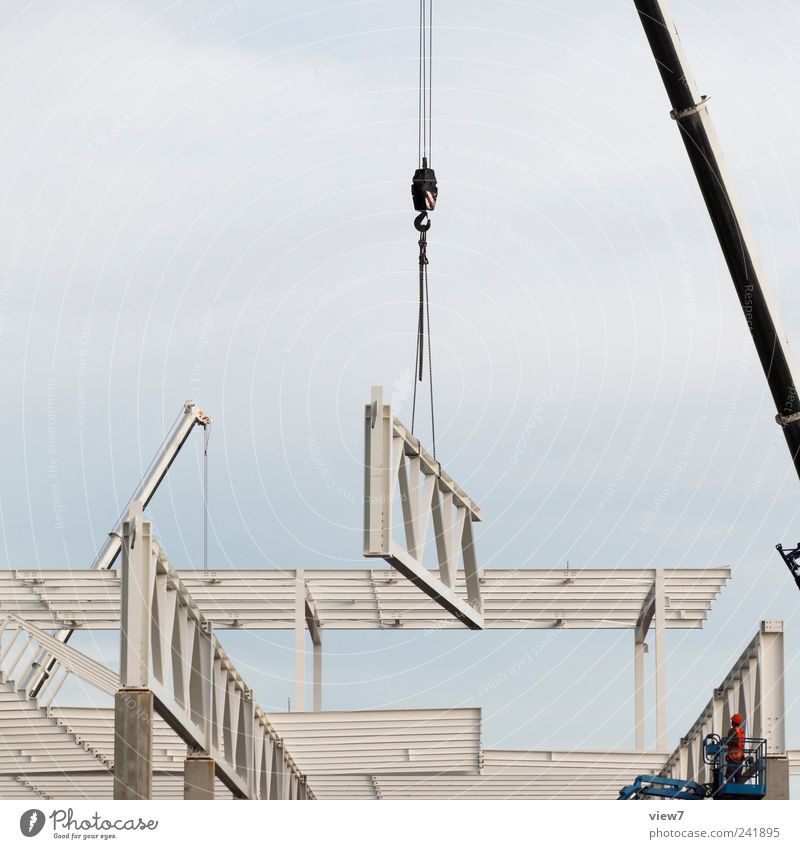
xmin=410 ymin=0 xmax=438 ymax=458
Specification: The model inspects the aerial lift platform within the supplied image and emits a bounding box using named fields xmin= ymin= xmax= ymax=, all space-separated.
xmin=619 ymin=735 xmax=767 ymax=800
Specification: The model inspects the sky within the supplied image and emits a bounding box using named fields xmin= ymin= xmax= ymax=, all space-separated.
xmin=1 ymin=0 xmax=799 ymax=794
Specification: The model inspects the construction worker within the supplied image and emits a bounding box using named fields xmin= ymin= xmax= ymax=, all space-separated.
xmin=723 ymin=714 xmax=746 ymax=783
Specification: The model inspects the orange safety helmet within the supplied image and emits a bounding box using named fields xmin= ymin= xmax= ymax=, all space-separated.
xmin=731 ymin=713 xmax=743 ymax=725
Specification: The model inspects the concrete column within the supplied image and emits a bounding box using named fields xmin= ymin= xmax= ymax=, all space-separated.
xmin=184 ymin=755 xmax=215 ymax=800
xmin=765 ymin=757 xmax=790 ymax=799
xmin=114 ymin=688 xmax=153 ymax=800
xmin=634 ymin=637 xmax=645 ymax=749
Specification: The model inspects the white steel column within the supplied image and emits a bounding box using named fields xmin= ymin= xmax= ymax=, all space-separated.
xmin=654 ymin=569 xmax=667 ymax=750
xmin=634 ymin=636 xmax=645 ymax=749
xmin=312 ymin=642 xmax=322 ymax=712
xmin=305 ymin=585 xmax=323 ymax=712
xmin=120 ymin=503 xmax=149 ymax=689
xmin=633 ymin=580 xmax=655 ymax=750
xmin=294 ymin=572 xmax=306 ymax=712
xmin=759 ymin=619 xmax=786 ymax=755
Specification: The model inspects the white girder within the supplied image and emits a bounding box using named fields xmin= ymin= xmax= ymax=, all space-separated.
xmin=661 ymin=620 xmax=786 ymax=784
xmin=0 ymin=566 xmax=729 ymax=631
xmin=364 ymin=386 xmax=484 ymax=628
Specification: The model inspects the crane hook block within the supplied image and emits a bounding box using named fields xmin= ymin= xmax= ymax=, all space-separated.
xmin=412 ymin=156 xmax=438 ymax=213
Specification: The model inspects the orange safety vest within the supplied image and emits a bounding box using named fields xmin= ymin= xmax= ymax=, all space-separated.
xmin=726 ymin=726 xmax=745 ymax=762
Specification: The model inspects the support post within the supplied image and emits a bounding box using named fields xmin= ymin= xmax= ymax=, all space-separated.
xmin=765 ymin=757 xmax=790 ymax=799
xmin=654 ymin=569 xmax=667 ymax=750
xmin=294 ymin=572 xmax=305 ymax=712
xmin=184 ymin=755 xmax=215 ymax=800
xmin=120 ymin=509 xmax=151 ymax=689
xmin=759 ymin=619 xmax=786 ymax=755
xmin=313 ymin=640 xmax=322 ymax=712
xmin=634 ymin=636 xmax=645 ymax=749
xmin=113 ymin=688 xmax=153 ymax=800
xmin=305 ymin=583 xmax=323 ymax=712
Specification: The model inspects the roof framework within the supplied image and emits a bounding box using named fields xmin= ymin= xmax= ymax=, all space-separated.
xmin=269 ymin=709 xmax=481 ymax=777
xmin=0 ymin=613 xmax=790 ymax=800
xmin=318 ymin=750 xmax=672 ymax=800
xmin=0 ymin=566 xmax=729 ymax=631
xmin=1 ymin=564 xmax=729 ymax=750
xmin=0 ymin=689 xmax=663 ymax=801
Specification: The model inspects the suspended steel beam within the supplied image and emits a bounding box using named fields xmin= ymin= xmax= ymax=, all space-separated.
xmin=635 ymin=0 xmax=800 ymax=478
xmin=364 ymin=387 xmax=484 ymax=629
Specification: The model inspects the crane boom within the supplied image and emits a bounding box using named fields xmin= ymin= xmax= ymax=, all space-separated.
xmin=634 ymin=0 xmax=800 ymax=476
xmin=90 ymin=400 xmax=210 ymax=573
xmin=23 ymin=400 xmax=210 ymax=695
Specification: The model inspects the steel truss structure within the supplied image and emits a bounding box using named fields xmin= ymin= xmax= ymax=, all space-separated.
xmin=0 ymin=603 xmax=792 ymax=799
xmin=661 ymin=620 xmax=786 ymax=789
xmin=364 ymin=386 xmax=484 ymax=628
xmin=0 ymin=564 xmax=729 ymax=749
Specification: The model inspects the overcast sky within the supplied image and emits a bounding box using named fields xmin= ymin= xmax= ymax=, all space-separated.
xmin=1 ymin=0 xmax=799 ymax=791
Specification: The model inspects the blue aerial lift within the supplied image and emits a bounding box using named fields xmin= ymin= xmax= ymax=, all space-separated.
xmin=619 ymin=735 xmax=767 ymax=800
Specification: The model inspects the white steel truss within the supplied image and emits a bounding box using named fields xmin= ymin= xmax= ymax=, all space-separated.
xmin=118 ymin=509 xmax=309 ymax=799
xmin=364 ymin=386 xmax=485 ymax=628
xmin=661 ymin=619 xmax=785 ymax=785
